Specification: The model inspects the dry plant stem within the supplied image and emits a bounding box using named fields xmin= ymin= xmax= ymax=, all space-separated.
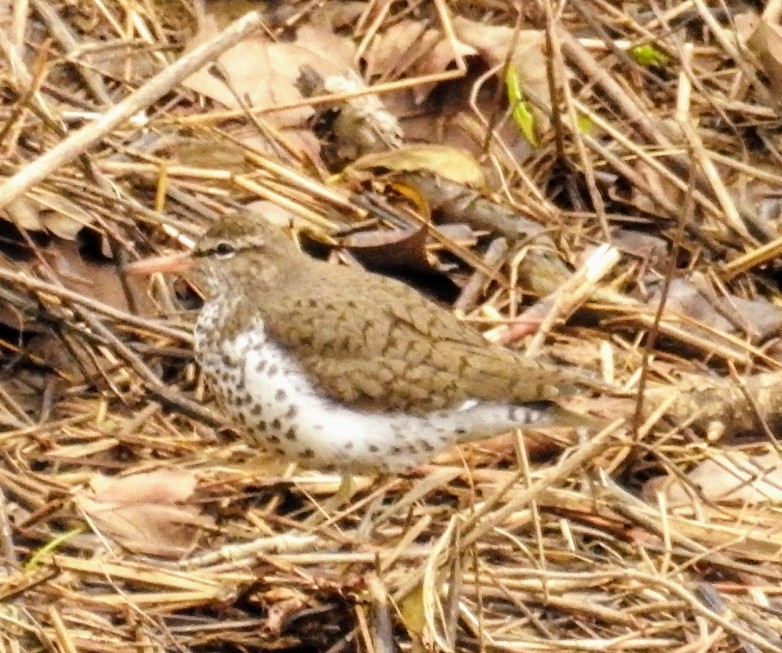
xmin=548 ymin=6 xmax=611 ymax=241
xmin=180 ymin=533 xmax=322 ymax=569
xmin=571 ymin=0 xmax=666 ymax=88
xmin=31 ymin=0 xmax=112 ymax=106
xmin=522 ymin=243 xmax=620 ymax=355
xmin=0 ymin=265 xmax=191 ymax=343
xmin=0 ymin=11 xmax=266 ymax=209
xmin=726 ymin=362 xmax=781 ymax=452
xmin=48 ymin=605 xmax=77 ymax=653
xmin=105 ymin=159 xmax=347 ymax=231
xmin=0 ymin=265 xmax=218 ymax=424
xmin=460 ymin=420 xmax=622 ymax=549
xmin=367 ymin=574 xmax=395 ymax=653
xmin=176 ymin=68 xmax=467 ymax=126
xmin=629 ymin=48 xmax=696 ymax=448
xmin=11 ymin=0 xmax=27 ymax=54
xmin=454 ymin=237 xmax=508 ymax=312
xmin=722 ymin=234 xmax=782 ymax=280
xmin=0 ymin=489 xmax=18 ymax=568
xmin=558 ymin=30 xmax=731 ymax=226
xmin=571 ymin=96 xmax=725 ymax=224
xmin=231 ymin=176 xmax=344 ymax=230
xmin=630 ymin=311 xmax=774 ymax=365
xmin=0 ymin=22 xmax=57 ymax=125
xmin=677 ymin=45 xmax=746 ymax=237
xmin=242 ymin=151 xmax=357 ymax=213
xmin=66 ymin=301 xmax=220 ymax=427
xmin=692 ymin=0 xmax=774 ymax=109
xmin=602 ymin=477 xmax=782 ymax=581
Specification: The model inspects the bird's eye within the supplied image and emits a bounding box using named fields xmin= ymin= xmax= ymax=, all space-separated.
xmin=213 ymin=242 xmax=235 ymax=258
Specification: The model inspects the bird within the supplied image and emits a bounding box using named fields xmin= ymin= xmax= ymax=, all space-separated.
xmin=133 ymin=211 xmax=601 ymax=477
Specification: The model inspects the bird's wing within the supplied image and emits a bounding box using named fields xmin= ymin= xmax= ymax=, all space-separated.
xmin=257 ymin=265 xmax=587 ymax=413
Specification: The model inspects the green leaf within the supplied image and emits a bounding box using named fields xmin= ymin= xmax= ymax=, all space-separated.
xmin=631 ymin=44 xmax=670 ymax=68
xmin=505 ymin=63 xmax=538 ymax=148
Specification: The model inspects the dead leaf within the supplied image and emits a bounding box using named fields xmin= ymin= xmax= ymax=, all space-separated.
xmin=77 ymin=470 xmax=212 ymax=557
xmin=649 ymin=451 xmax=782 ymax=506
xmin=174 ymin=139 xmax=250 ymax=173
xmin=27 ymin=190 xmax=96 ymax=240
xmin=647 ymin=278 xmax=733 ymax=334
xmin=89 ymin=469 xmax=198 ymax=504
xmin=341 ymin=225 xmax=431 ymax=272
xmin=183 ymin=18 xmax=355 ymax=128
xmin=747 ymin=19 xmax=782 ymax=98
xmin=3 ymin=195 xmax=44 ymax=231
xmin=453 ymin=17 xmax=550 ymax=133
xmin=39 ymin=240 xmax=156 ymax=317
xmin=2 ymin=190 xmax=95 ymax=241
xmin=364 ymin=19 xmax=435 ymax=81
xmin=347 ymin=145 xmax=485 ymax=188
xmin=719 ymin=295 xmax=782 ymax=340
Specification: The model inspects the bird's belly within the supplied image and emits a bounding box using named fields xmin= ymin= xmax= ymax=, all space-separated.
xmin=196 ymin=321 xmax=550 ymax=474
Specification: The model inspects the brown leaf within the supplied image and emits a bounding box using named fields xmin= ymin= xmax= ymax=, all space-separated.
xmin=341 ymin=225 xmax=431 ymax=272
xmin=747 ymin=19 xmax=782 ymax=98
xmin=77 ymin=470 xmax=212 ymax=557
xmin=648 ymin=451 xmax=782 ymax=506
xmin=363 ymin=19 xmax=435 ymax=81
xmin=453 ymin=17 xmax=550 ymax=133
xmin=347 ymin=145 xmax=485 ymax=188
xmin=183 ymin=18 xmax=355 ymax=128
xmin=39 ymin=240 xmax=156 ymax=317
xmin=3 ymin=195 xmax=44 ymax=231
xmin=89 ymin=469 xmax=198 ymax=504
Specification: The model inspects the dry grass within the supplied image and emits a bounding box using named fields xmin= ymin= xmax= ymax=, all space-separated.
xmin=2 ymin=1 xmax=782 ymax=652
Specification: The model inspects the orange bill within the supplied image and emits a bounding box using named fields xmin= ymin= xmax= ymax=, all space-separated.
xmin=125 ymin=251 xmax=192 ymax=276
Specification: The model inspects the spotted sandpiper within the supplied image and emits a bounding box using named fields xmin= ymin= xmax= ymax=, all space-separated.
xmin=132 ymin=211 xmax=600 ymax=475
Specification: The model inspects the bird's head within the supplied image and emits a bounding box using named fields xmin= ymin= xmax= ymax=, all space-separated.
xmin=190 ymin=213 xmax=300 ymax=298
xmin=127 ymin=212 xmax=303 ymax=300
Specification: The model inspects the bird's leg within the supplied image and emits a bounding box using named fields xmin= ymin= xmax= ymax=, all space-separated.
xmin=334 ymin=472 xmax=357 ymax=506
xmin=302 ymin=473 xmax=357 ymax=526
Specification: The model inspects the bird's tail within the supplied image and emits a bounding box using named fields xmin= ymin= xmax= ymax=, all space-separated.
xmin=541 ymin=403 xmax=608 ymax=432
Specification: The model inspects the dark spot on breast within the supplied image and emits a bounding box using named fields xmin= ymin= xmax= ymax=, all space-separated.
xmin=301 ymin=448 xmax=315 ymax=459
xmin=455 ymin=428 xmax=467 ymax=435
xmin=255 ymin=360 xmax=267 ymax=373
xmin=267 ymin=364 xmax=279 ymax=376
xmin=251 ymin=404 xmax=263 ymax=415
xmin=274 ymin=447 xmax=286 ymax=456
xmin=285 ymin=428 xmax=297 ymax=441
xmin=275 ymin=389 xmax=287 ymax=401
xmin=271 ymin=418 xmax=281 ymax=430
xmin=268 ymin=435 xmax=281 ymax=444
xmin=285 ymin=405 xmax=299 ymax=419
xmin=368 ymin=445 xmax=379 ymax=453
xmin=258 ymin=420 xmax=267 ymax=430
xmin=392 ymin=446 xmax=402 ymax=455
xmin=221 ymin=354 xmax=231 ymax=367
xmin=344 ymin=441 xmax=353 ymax=450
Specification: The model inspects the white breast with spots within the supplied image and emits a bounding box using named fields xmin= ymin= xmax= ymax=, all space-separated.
xmin=196 ymin=312 xmax=553 ymax=473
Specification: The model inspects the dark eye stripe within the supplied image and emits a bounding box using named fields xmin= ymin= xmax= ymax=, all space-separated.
xmin=195 ymin=244 xmax=235 ymax=257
